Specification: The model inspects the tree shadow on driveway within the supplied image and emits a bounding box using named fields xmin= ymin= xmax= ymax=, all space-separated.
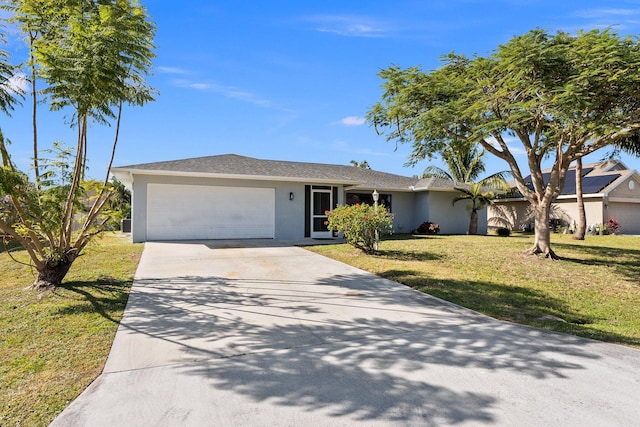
xmin=110 ymin=270 xmax=615 ymax=425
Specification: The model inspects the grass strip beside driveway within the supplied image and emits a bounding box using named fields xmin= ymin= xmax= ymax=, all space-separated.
xmin=0 ymin=233 xmax=143 ymax=427
xmin=307 ymin=233 xmax=640 ymax=348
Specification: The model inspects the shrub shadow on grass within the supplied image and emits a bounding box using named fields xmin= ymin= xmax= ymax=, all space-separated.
xmin=379 ymin=249 xmax=442 ymax=262
xmin=379 ymin=269 xmax=431 ymax=284
xmin=56 ymin=279 xmax=132 ymax=323
xmin=384 ymin=233 xmax=445 ymax=241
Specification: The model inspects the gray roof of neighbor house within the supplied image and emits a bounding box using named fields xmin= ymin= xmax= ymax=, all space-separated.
xmin=112 ymin=154 xmax=462 ymax=192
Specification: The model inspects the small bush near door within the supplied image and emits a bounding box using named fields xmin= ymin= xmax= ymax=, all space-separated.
xmin=326 ymin=203 xmax=393 ymax=254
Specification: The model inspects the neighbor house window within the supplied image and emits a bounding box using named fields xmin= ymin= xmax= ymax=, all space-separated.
xmin=346 ymin=193 xmax=392 ymax=211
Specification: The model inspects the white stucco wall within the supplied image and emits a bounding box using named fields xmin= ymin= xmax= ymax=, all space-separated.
xmin=427 ymin=191 xmax=487 ymax=235
xmin=387 ymin=191 xmax=415 ymax=234
xmin=412 ymin=192 xmax=430 ymax=232
xmin=552 ymin=199 xmax=604 ymax=229
xmin=488 ymin=201 xmax=532 ymax=231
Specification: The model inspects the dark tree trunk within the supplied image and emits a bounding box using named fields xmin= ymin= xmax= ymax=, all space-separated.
xmin=525 ymin=204 xmax=559 ymax=260
xmin=32 ymin=255 xmax=76 ymax=290
xmin=469 ymin=209 xmax=478 ymax=235
xmin=573 ymin=157 xmax=586 ymax=240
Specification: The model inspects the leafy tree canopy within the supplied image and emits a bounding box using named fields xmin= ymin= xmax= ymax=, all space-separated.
xmin=0 ymin=0 xmax=156 ymax=288
xmin=368 ymin=28 xmax=640 ymax=258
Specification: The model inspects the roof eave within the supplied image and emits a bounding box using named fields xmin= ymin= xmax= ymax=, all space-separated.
xmin=111 ymin=167 xmax=366 ymax=186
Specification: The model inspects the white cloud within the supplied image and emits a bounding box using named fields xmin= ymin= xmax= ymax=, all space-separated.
xmin=173 ymin=79 xmax=274 ymax=108
xmin=486 ymin=135 xmax=527 ymax=156
xmin=157 ymin=66 xmax=189 ymax=75
xmin=338 ymin=116 xmax=366 ymax=126
xmin=303 ymin=15 xmax=389 ymax=38
xmin=575 ymin=8 xmax=638 ymax=19
xmin=1 ymin=73 xmax=28 ymax=95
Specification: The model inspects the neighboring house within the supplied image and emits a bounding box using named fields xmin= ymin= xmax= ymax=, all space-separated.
xmin=112 ymin=154 xmax=487 ymax=242
xmin=488 ymin=161 xmax=640 ymax=234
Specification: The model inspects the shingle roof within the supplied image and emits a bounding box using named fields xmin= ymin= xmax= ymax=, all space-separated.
xmin=414 ymin=176 xmax=472 ymax=191
xmin=113 ymin=154 xmax=446 ymax=192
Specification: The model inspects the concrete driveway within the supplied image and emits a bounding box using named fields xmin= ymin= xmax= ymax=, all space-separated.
xmin=51 ymin=240 xmax=640 ymax=426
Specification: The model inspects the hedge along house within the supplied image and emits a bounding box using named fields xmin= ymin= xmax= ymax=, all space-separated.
xmin=488 ymin=161 xmax=640 ymax=234
xmin=111 ymin=154 xmax=487 ymax=243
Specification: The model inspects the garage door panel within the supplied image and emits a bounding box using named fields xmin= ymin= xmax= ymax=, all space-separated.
xmin=147 ymin=184 xmax=275 ymax=240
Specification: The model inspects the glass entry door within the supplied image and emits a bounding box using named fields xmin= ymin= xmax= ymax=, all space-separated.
xmin=311 ymin=188 xmax=333 ymax=238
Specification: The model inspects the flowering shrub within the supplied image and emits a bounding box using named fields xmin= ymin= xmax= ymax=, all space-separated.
xmin=607 ymin=217 xmax=620 ymax=235
xmin=326 ymin=203 xmax=393 ymax=254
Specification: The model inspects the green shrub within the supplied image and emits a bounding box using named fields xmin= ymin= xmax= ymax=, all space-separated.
xmin=415 ymin=221 xmax=440 ymax=235
xmin=326 ymin=203 xmax=393 ymax=254
xmin=496 ymin=227 xmax=511 ymax=237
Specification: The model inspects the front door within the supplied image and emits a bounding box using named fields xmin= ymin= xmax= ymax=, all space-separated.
xmin=311 ymin=188 xmax=333 ymax=238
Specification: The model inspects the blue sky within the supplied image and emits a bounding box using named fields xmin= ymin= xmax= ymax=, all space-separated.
xmin=3 ymin=0 xmax=640 ymax=180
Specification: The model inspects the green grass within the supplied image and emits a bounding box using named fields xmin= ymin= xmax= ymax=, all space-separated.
xmin=307 ymin=233 xmax=640 ymax=348
xmin=0 ymin=233 xmax=143 ymax=427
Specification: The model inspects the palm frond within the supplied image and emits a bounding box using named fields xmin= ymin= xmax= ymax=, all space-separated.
xmin=422 ymin=165 xmax=454 ymax=180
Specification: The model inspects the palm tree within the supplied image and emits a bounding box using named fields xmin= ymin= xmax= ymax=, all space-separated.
xmin=423 ymin=140 xmax=484 ymax=182
xmin=423 ymin=141 xmax=510 ymax=185
xmin=452 ymin=183 xmax=497 ymax=235
xmin=424 ymin=141 xmax=510 ymax=234
xmin=350 ymin=160 xmax=371 ymax=169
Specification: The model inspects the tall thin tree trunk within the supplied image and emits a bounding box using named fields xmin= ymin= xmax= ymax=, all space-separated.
xmin=29 ymin=32 xmax=40 ymax=189
xmin=469 ymin=210 xmax=478 ymax=235
xmin=573 ymin=157 xmax=586 ymax=240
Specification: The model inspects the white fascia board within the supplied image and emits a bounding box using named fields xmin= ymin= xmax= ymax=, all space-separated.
xmin=609 ymin=196 xmax=640 ymax=203
xmin=495 ymin=193 xmax=605 ymax=203
xmin=111 ymin=168 xmax=364 ymax=186
xmin=345 ymin=186 xmax=416 ymax=193
xmin=111 ymin=169 xmax=134 ymax=190
xmin=411 ymin=185 xmax=460 ymax=192
xmin=556 ymin=193 xmax=604 ymax=200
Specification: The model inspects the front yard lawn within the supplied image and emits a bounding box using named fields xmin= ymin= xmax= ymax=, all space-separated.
xmin=307 ymin=233 xmax=640 ymax=348
xmin=0 ymin=233 xmax=143 ymax=427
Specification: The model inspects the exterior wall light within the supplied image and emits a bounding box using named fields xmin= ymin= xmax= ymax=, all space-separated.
xmin=289 ymin=192 xmax=294 ymax=201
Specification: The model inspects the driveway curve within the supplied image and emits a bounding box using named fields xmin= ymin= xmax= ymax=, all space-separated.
xmin=51 ymin=240 xmax=640 ymax=426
